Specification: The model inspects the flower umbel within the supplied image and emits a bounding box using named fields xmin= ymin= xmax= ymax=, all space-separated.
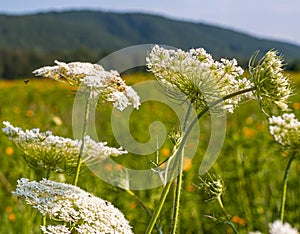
xmin=249 ymin=50 xmax=292 ymax=114
xmin=41 ymin=225 xmax=71 ymax=234
xmin=2 ymin=121 xmax=127 ymax=174
xmin=13 ymin=178 xmax=133 ymax=234
xmin=33 ymin=60 xmax=140 ymax=111
xmin=269 ymin=220 xmax=299 ymax=234
xmin=268 ymin=113 xmax=300 ymax=148
xmin=146 ymin=45 xmax=253 ymax=113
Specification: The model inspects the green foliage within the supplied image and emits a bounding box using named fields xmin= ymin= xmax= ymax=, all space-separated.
xmin=1 ymin=73 xmax=300 ymax=233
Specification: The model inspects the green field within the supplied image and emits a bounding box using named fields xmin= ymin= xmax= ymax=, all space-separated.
xmin=1 ymin=72 xmax=300 ymax=233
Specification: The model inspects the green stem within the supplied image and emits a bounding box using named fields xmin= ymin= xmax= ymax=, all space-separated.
xmin=183 ymin=87 xmax=256 ymax=146
xmin=145 ymin=180 xmax=173 ymax=234
xmin=42 ymin=215 xmax=47 ymax=228
xmin=171 ymin=155 xmax=184 ymax=233
xmin=170 ymin=104 xmax=192 ymax=233
xmin=126 ymin=190 xmax=152 ymax=218
xmin=217 ymin=197 xmax=238 ymax=234
xmin=45 ymin=169 xmax=51 ymax=179
xmin=126 ymin=190 xmax=162 ymax=232
xmin=280 ymin=150 xmax=296 ymax=222
xmin=73 ymin=90 xmax=92 ymax=186
xmin=146 ymin=87 xmax=255 ymax=233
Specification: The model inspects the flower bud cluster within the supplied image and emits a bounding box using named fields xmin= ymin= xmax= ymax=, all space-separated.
xmin=197 ymin=175 xmax=225 ymax=202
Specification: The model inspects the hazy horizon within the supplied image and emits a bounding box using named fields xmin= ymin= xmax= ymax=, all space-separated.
xmin=1 ymin=0 xmax=300 ymax=46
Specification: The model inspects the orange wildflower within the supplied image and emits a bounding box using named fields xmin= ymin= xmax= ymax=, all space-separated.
xmin=25 ymin=110 xmax=34 ymax=117
xmin=5 ymin=147 xmax=14 ymax=156
xmin=231 ymin=215 xmax=246 ymax=226
xmin=129 ymin=202 xmax=136 ymax=209
xmin=104 ymin=163 xmax=113 ymax=171
xmin=293 ymin=102 xmax=300 ymax=110
xmin=183 ymin=157 xmax=192 ymax=171
xmin=243 ymin=127 xmax=256 ymax=138
xmin=161 ymin=148 xmax=170 ymax=157
xmin=5 ymin=206 xmax=13 ymax=213
xmin=186 ymin=185 xmax=195 ymax=192
xmin=114 ymin=164 xmax=123 ymax=171
xmin=8 ymin=213 xmax=16 ymax=222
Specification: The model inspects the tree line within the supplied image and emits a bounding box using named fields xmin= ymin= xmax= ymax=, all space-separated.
xmin=0 ymin=48 xmax=112 ymax=80
xmin=1 ymin=47 xmax=300 ymax=80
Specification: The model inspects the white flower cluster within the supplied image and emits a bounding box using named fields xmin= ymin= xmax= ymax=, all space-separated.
xmin=146 ymin=45 xmax=254 ymax=113
xmin=14 ymin=178 xmax=133 ymax=234
xmin=33 ymin=60 xmax=140 ymax=111
xmin=249 ymin=220 xmax=299 ymax=234
xmin=41 ymin=225 xmax=71 ymax=234
xmin=2 ymin=121 xmax=127 ymax=173
xmin=250 ymin=50 xmax=292 ymax=113
xmin=269 ymin=220 xmax=299 ymax=234
xmin=268 ymin=113 xmax=300 ymax=148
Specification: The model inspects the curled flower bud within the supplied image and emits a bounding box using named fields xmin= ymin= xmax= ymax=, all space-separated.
xmin=249 ymin=50 xmax=292 ymax=114
xmin=14 ymin=178 xmax=133 ymax=234
xmin=197 ymin=174 xmax=225 ymax=202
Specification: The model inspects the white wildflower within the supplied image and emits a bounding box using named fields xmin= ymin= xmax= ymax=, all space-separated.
xmin=33 ymin=60 xmax=104 ymax=86
xmin=268 ymin=113 xmax=300 ymax=148
xmin=2 ymin=121 xmax=127 ymax=174
xmin=146 ymin=45 xmax=253 ymax=113
xmin=249 ymin=50 xmax=292 ymax=114
xmin=33 ymin=60 xmax=140 ymax=111
xmin=41 ymin=225 xmax=71 ymax=234
xmin=14 ymin=178 xmax=133 ymax=234
xmin=248 ymin=232 xmax=262 ymax=234
xmin=269 ymin=220 xmax=299 ymax=234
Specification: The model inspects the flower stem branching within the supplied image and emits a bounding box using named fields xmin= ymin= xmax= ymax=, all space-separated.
xmin=217 ymin=197 xmax=239 ymax=234
xmin=146 ymin=87 xmax=255 ymax=233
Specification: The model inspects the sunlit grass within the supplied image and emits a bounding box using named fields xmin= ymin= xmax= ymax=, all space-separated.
xmin=0 ymin=72 xmax=300 ymax=233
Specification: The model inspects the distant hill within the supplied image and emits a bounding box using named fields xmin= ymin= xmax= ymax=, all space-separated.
xmin=1 ymin=10 xmax=300 ymax=79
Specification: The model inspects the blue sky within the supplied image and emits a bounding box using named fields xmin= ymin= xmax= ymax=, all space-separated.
xmin=1 ymin=0 xmax=300 ymax=46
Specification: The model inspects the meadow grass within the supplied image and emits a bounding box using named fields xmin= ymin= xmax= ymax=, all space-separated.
xmin=0 ymin=72 xmax=300 ymax=233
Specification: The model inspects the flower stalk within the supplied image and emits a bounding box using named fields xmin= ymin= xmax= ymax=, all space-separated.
xmin=146 ymin=87 xmax=255 ymax=233
xmin=145 ymin=179 xmax=173 ymax=234
xmin=217 ymin=197 xmax=238 ymax=234
xmin=171 ymin=104 xmax=192 ymax=233
xmin=280 ymin=150 xmax=296 ymax=222
xmin=73 ymin=89 xmax=92 ymax=186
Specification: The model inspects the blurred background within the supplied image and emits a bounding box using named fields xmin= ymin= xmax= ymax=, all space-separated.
xmin=0 ymin=1 xmax=300 ymax=233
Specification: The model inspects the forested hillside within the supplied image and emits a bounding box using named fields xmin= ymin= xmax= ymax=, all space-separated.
xmin=1 ymin=10 xmax=300 ymax=79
